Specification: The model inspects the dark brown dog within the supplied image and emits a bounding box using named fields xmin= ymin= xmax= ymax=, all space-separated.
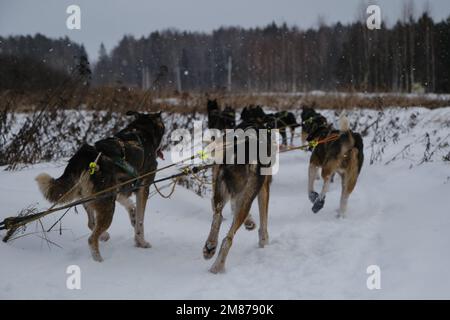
xmin=36 ymin=111 xmax=165 ymax=261
xmin=207 ymin=99 xmax=236 ymax=130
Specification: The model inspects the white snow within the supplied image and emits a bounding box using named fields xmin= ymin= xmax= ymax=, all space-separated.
xmin=1 ymin=107 xmax=450 ymax=299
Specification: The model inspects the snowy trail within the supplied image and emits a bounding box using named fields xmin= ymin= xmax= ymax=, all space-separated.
xmin=1 ymin=146 xmax=450 ymax=299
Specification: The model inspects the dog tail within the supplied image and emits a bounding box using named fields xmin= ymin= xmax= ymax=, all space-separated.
xmin=353 ymin=132 xmax=364 ymax=173
xmin=339 ymin=112 xmax=350 ymax=132
xmin=35 ymin=144 xmax=98 ymax=204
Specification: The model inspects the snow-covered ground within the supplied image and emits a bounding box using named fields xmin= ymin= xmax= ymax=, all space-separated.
xmin=1 ymin=107 xmax=450 ymax=299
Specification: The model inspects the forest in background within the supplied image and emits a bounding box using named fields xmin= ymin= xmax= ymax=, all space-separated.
xmin=0 ymin=8 xmax=450 ymax=95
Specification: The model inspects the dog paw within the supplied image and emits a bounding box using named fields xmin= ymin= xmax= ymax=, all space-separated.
xmin=100 ymin=232 xmax=110 ymax=242
xmin=135 ymin=237 xmax=152 ymax=248
xmin=90 ymin=251 xmax=104 ymax=262
xmin=209 ymin=263 xmax=225 ymax=274
xmin=259 ymin=238 xmax=269 ymax=248
xmin=203 ymin=241 xmax=217 ymax=260
xmin=336 ymin=210 xmax=346 ymax=219
xmin=244 ymin=218 xmax=256 ymax=231
xmin=312 ymin=197 xmax=325 ymax=213
xmin=309 ymin=191 xmax=319 ymax=203
xmin=258 ymin=230 xmax=269 ymax=248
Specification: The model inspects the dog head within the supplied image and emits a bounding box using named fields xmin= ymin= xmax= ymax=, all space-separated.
xmin=301 ymin=105 xmax=318 ymax=124
xmin=126 ymin=111 xmax=165 ymax=159
xmin=207 ymin=99 xmax=219 ymax=112
xmin=126 ymin=110 xmax=165 ymax=139
xmin=301 ymin=103 xmax=328 ymax=137
xmin=306 ymin=117 xmax=332 ymax=142
xmin=241 ymin=105 xmax=266 ymax=124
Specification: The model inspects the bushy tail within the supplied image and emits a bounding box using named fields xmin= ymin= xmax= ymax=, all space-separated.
xmin=338 ymin=112 xmax=364 ymax=174
xmin=339 ymin=112 xmax=350 ymax=132
xmin=35 ymin=144 xmax=97 ymax=203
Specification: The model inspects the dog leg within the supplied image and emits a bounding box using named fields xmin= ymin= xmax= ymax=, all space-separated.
xmin=209 ymin=198 xmax=251 ymax=274
xmin=338 ymin=191 xmax=349 ymax=219
xmin=289 ymin=127 xmax=295 ymax=146
xmin=88 ymin=200 xmax=115 ymax=262
xmin=308 ymin=164 xmax=319 ymax=203
xmin=134 ymin=185 xmax=151 ymax=248
xmin=117 ymin=193 xmax=136 ymax=228
xmin=203 ymin=180 xmax=227 ymax=260
xmin=338 ymin=148 xmax=359 ymax=218
xmin=257 ymin=177 xmax=270 ymax=248
xmin=231 ymin=196 xmax=255 ymax=230
xmin=84 ymin=204 xmax=96 ymax=231
xmin=312 ymin=169 xmax=333 ymax=213
xmin=338 ymin=161 xmax=359 ymax=218
xmin=84 ymin=203 xmax=110 ymax=242
xmin=279 ymin=129 xmax=288 ymax=149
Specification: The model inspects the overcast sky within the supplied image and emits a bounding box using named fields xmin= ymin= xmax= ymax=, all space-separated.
xmin=1 ymin=0 xmax=450 ymax=61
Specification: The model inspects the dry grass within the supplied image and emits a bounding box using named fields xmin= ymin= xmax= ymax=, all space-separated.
xmin=2 ymin=88 xmax=450 ymax=114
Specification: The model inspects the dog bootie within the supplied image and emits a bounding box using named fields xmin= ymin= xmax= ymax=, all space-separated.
xmin=309 ymin=191 xmax=319 ymax=203
xmin=312 ymin=196 xmax=325 ymax=213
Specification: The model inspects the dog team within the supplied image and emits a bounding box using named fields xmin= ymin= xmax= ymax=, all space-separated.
xmin=35 ymin=100 xmax=364 ymax=273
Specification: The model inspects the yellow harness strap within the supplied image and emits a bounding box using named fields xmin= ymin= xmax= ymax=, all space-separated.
xmin=197 ymin=150 xmax=209 ymax=161
xmin=89 ymin=153 xmax=103 ymax=175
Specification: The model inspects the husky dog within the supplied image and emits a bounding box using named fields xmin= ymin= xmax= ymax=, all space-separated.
xmin=307 ymin=114 xmax=364 ymax=217
xmin=35 ymin=111 xmax=165 ymax=261
xmin=203 ymin=115 xmax=275 ymax=273
xmin=240 ymin=105 xmax=266 ymax=123
xmin=207 ymin=102 xmax=257 ymax=230
xmin=300 ymin=105 xmax=328 ymax=145
xmin=207 ymin=99 xmax=221 ymax=129
xmin=242 ymin=106 xmax=299 ymax=147
xmin=207 ymin=99 xmax=236 ymax=130
xmin=236 ymin=104 xmax=275 ymax=230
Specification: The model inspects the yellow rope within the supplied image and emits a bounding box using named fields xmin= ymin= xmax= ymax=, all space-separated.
xmin=309 ymin=140 xmax=319 ymax=148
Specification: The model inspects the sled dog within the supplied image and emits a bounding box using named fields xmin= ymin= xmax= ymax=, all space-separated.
xmin=36 ymin=111 xmax=165 ymax=261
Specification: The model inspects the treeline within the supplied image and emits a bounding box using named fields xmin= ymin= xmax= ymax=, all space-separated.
xmin=0 ymin=34 xmax=88 ymax=91
xmin=1 ymin=10 xmax=450 ymax=94
xmin=92 ymin=11 xmax=450 ymax=93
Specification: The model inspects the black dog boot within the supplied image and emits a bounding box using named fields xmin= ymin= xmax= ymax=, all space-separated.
xmin=312 ymin=196 xmax=325 ymax=213
xmin=309 ymin=191 xmax=319 ymax=203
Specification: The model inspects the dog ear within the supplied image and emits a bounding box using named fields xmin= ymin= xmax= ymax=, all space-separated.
xmin=126 ymin=111 xmax=139 ymax=117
